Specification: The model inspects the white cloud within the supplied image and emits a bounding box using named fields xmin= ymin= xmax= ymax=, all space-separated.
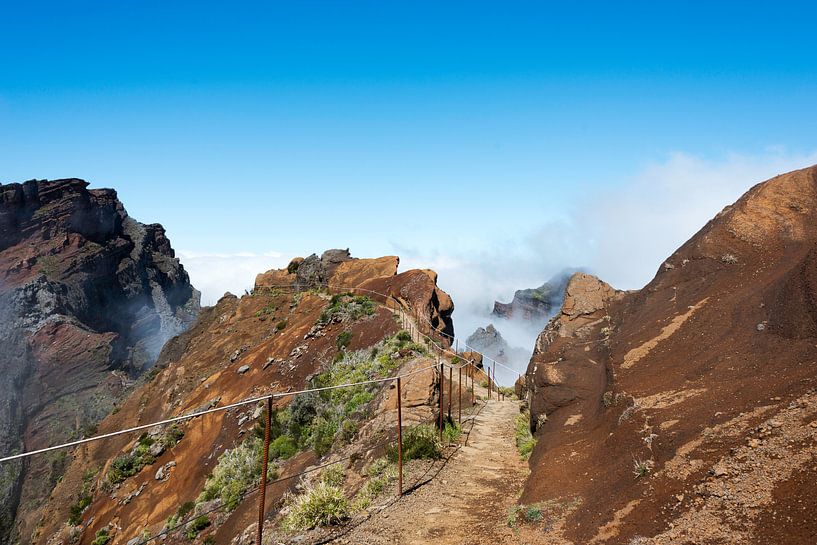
xmin=396 ymin=150 xmax=817 ymax=370
xmin=571 ymin=149 xmax=817 ymax=288
xmin=178 ymin=250 xmax=289 ymax=305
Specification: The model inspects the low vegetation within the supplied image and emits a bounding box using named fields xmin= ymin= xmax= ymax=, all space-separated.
xmin=254 ymin=331 xmax=425 ymax=458
xmin=185 ymin=515 xmax=211 ymax=539
xmin=498 ymin=386 xmax=515 ymax=399
xmin=632 ymin=458 xmax=653 ymax=479
xmin=442 ymin=421 xmax=462 ymax=444
xmin=106 ymin=425 xmax=184 ymax=485
xmin=317 ymin=293 xmax=376 ymax=325
xmin=336 ymin=330 xmax=353 ymax=350
xmin=91 ymin=528 xmax=111 ymax=545
xmin=281 ymin=469 xmax=350 ymax=532
xmin=352 ymin=457 xmax=396 ymax=511
xmin=68 ymin=468 xmax=98 ymax=525
xmin=507 ymin=503 xmax=545 ymax=528
xmin=196 ymin=436 xmax=278 ymax=511
xmin=514 ymin=411 xmax=536 ymax=459
xmin=388 ymin=423 xmax=442 ymax=462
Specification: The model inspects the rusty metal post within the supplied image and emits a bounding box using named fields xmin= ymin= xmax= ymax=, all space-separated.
xmin=257 ymin=395 xmax=272 ymax=545
xmin=396 ymin=377 xmax=403 ymax=497
xmin=471 ymin=363 xmax=475 ymax=406
xmin=438 ymin=361 xmax=444 ymax=439
xmin=458 ymin=367 xmax=462 ymax=424
xmin=447 ymin=366 xmax=452 ymax=421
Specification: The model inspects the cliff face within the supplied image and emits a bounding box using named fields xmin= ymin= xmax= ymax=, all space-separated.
xmin=0 ymin=179 xmax=200 ymax=544
xmin=31 ymin=252 xmax=453 ymax=545
xmin=520 ymin=165 xmax=817 ymax=544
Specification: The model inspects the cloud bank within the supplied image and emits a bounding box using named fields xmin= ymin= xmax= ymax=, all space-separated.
xmin=399 ymin=149 xmax=817 ymax=381
xmin=178 ymin=251 xmax=289 ymax=305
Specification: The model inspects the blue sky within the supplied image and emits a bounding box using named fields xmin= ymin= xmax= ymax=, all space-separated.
xmin=2 ymin=1 xmax=817 ymax=314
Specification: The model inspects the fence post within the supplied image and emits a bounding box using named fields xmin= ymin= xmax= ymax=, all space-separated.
xmin=439 ymin=360 xmax=444 ymax=440
xmin=447 ymin=366 xmax=452 ymax=421
xmin=257 ymin=395 xmax=272 ymax=545
xmin=458 ymin=367 xmax=462 ymax=425
xmin=471 ymin=363 xmax=475 ymax=406
xmin=396 ymin=377 xmax=403 ymax=497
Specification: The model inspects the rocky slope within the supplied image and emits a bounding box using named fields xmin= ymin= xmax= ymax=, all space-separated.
xmin=30 ymin=252 xmax=455 ymax=545
xmin=518 ymin=165 xmax=817 ymax=544
xmin=0 ymin=179 xmax=200 ymax=545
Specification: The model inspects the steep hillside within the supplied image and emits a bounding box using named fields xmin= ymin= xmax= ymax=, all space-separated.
xmin=31 ymin=251 xmax=455 ymax=545
xmin=0 ymin=179 xmax=199 ymax=545
xmin=518 ymin=165 xmax=817 ymax=544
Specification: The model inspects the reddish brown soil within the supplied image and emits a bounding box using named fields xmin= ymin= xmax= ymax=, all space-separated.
xmin=32 ymin=257 xmax=453 ymax=545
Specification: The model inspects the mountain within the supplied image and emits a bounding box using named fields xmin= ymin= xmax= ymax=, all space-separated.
xmin=492 ymin=270 xmax=576 ymax=324
xmin=28 ymin=251 xmax=455 ymax=545
xmin=518 ymin=165 xmax=817 ymax=544
xmin=465 ymin=324 xmax=529 ymax=368
xmin=0 ymin=179 xmax=200 ymax=545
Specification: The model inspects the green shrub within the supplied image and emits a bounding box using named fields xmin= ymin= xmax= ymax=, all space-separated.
xmin=442 ymin=421 xmax=462 ymax=444
xmin=107 ymin=426 xmax=184 ymax=485
xmin=507 ymin=503 xmax=545 ymax=528
xmin=197 ymin=437 xmax=278 ymax=511
xmin=321 ymin=464 xmax=345 ymax=487
xmin=317 ymin=294 xmax=375 ymax=325
xmin=281 ymin=482 xmax=350 ymax=531
xmin=336 ymin=330 xmax=353 ymax=350
xmin=352 ymin=458 xmax=397 ymax=511
xmin=498 ymin=386 xmax=515 ymax=399
xmin=515 ymin=412 xmax=536 ymax=459
xmin=177 ymin=500 xmax=195 ymax=519
xmin=387 ymin=424 xmax=441 ymax=462
xmin=68 ymin=494 xmax=92 ymax=526
xmin=91 ymin=529 xmax=111 ymax=545
xmin=524 ymin=505 xmax=543 ymax=522
xmin=269 ymin=435 xmax=297 ymax=460
xmin=185 ymin=515 xmax=210 ymax=539
xmin=395 ymin=330 xmax=412 ymax=342
xmin=275 ymin=319 xmax=288 ymax=331
xmin=108 ymin=454 xmax=140 ymax=484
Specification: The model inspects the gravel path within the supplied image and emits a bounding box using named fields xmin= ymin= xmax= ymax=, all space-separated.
xmin=335 ymin=398 xmax=528 ymax=545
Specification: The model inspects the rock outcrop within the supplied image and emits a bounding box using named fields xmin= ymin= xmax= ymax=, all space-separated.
xmin=466 ymin=324 xmax=529 ymax=367
xmin=0 ymin=179 xmax=199 ymax=544
xmin=520 ymin=165 xmax=817 ymax=544
xmin=492 ymin=270 xmax=575 ymax=323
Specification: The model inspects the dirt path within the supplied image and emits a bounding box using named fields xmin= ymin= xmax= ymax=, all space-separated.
xmin=336 ymin=398 xmax=529 ymax=545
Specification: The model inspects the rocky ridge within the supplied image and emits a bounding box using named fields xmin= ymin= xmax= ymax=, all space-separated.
xmin=30 ymin=251 xmax=455 ymax=545
xmin=518 ymin=165 xmax=817 ymax=544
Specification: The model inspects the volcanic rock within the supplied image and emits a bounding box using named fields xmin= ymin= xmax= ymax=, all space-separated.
xmin=492 ymin=270 xmax=576 ymax=323
xmin=0 ymin=179 xmax=199 ymax=542
xmin=520 ymin=165 xmax=817 ymax=544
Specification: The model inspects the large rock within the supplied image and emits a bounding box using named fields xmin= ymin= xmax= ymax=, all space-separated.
xmin=0 ymin=179 xmax=199 ymax=544
xmin=524 ymin=273 xmax=620 ymax=422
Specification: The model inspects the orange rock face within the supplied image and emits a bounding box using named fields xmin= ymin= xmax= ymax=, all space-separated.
xmin=521 ymin=165 xmax=817 ymax=544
